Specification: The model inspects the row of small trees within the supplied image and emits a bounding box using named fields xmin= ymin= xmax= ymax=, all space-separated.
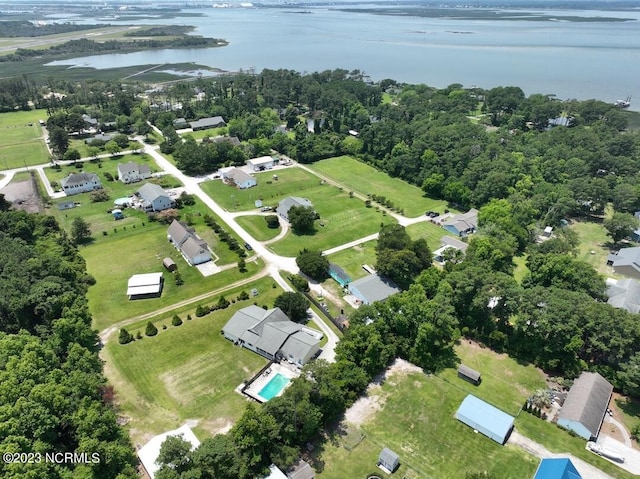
xmin=119 ymin=314 xmax=191 ymax=344
xmin=204 ymin=213 xmax=248 ymax=272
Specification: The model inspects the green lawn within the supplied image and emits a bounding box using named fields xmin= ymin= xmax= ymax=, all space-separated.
xmin=103 ymin=276 xmax=280 ymax=444
xmin=269 ymin=191 xmax=394 ymax=257
xmin=406 ymin=220 xmax=457 ymax=251
xmin=327 ymin=240 xmax=378 ymax=281
xmin=45 ymin=152 xmax=159 ymax=193
xmin=513 ymin=254 xmax=529 ymax=283
xmin=0 ymin=109 xmax=50 ymax=169
xmin=570 ymin=220 xmax=617 ymax=277
xmin=200 ymin=167 xmax=319 ymax=212
xmin=307 ymin=156 xmax=457 ymax=218
xmin=68 ymin=137 xmax=142 ymax=159
xmin=235 ymin=214 xmax=281 ymax=241
xmin=316 ymin=344 xmax=545 ymax=478
xmin=181 ymin=127 xmax=227 ymax=140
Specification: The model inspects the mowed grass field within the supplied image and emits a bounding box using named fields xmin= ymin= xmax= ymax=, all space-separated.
xmin=103 ymin=276 xmax=279 ymax=444
xmin=202 ymin=167 xmax=395 ymax=256
xmin=317 ymin=341 xmax=546 ymax=478
xmin=308 ymin=156 xmax=456 ymax=218
xmin=0 ymin=109 xmax=50 ymax=169
xmin=235 ymin=214 xmax=282 ymax=241
xmin=327 ymin=240 xmax=378 ymax=281
xmin=406 ymin=219 xmax=458 ymax=251
xmin=570 ymin=219 xmax=618 ymax=277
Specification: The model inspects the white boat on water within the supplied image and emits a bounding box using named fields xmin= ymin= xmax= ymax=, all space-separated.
xmin=615 ymin=96 xmax=631 ymax=108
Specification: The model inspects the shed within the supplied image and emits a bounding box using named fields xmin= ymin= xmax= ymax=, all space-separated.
xmin=533 ymin=458 xmax=582 ymax=479
xmin=247 ymin=155 xmax=275 ymax=171
xmin=458 ymin=364 xmax=482 ymax=385
xmin=329 ymin=263 xmax=352 ymax=287
xmin=557 ymin=372 xmax=613 ymax=440
xmin=112 ymin=208 xmax=124 ymax=220
xmin=455 ymin=394 xmax=514 ymax=444
xmin=163 ymin=257 xmax=177 ymax=272
xmin=127 ymin=272 xmax=163 ymax=300
xmin=57 ymin=200 xmax=76 ymax=210
xmin=378 ymin=447 xmax=399 ymax=472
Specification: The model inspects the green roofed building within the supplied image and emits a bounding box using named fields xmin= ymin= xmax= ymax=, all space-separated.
xmin=329 ymin=263 xmax=352 ymax=287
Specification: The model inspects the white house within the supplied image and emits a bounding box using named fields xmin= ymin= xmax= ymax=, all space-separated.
xmin=221 ymin=167 xmax=257 ymax=189
xmin=117 ymin=161 xmax=152 ymax=184
xmin=61 ymin=172 xmax=102 ymax=196
xmin=167 ymin=220 xmax=212 ymax=265
xmin=247 ymin=156 xmax=275 ymax=171
xmin=137 ymin=183 xmax=175 ymax=212
xmin=276 ymin=197 xmax=314 ymax=221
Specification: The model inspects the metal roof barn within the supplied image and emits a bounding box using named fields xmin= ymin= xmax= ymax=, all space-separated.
xmin=455 ymin=394 xmax=514 ymax=444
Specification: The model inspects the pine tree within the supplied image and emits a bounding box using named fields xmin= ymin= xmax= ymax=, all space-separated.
xmin=172 ymin=315 xmax=183 ymax=326
xmin=145 ymin=322 xmax=158 ymax=337
xmin=118 ymin=328 xmax=133 ymax=344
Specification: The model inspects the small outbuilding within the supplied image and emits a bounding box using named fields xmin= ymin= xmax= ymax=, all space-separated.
xmin=378 ymin=447 xmax=400 ymax=473
xmin=532 ymin=458 xmax=582 ymax=479
xmin=162 ymin=257 xmax=177 ymax=272
xmin=458 ymin=364 xmax=482 ymax=385
xmin=127 ymin=272 xmax=163 ymax=300
xmin=455 ymin=394 xmax=514 ymax=444
xmin=247 ymin=155 xmax=275 ymax=171
xmin=329 ymin=263 xmax=352 ymax=287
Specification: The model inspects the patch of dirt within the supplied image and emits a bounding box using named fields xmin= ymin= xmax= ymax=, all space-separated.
xmin=0 ymin=177 xmax=43 ymax=213
xmin=201 ymin=417 xmax=234 ymax=436
xmin=344 ymin=359 xmax=423 ymax=426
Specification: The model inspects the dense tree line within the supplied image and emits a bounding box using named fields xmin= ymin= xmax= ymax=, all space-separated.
xmin=0 ymin=21 xmax=105 ymax=37
xmin=0 ymin=203 xmax=137 ymax=479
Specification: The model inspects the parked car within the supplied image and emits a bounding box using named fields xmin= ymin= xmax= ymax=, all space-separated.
xmin=244 ymin=242 xmax=253 ymax=251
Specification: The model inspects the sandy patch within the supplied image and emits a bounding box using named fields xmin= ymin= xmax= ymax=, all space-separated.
xmin=344 ymin=358 xmax=423 ymax=426
xmin=201 ymin=417 xmax=234 ymax=436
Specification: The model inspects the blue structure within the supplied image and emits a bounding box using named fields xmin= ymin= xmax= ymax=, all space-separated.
xmin=533 ymin=458 xmax=582 ymax=479
xmin=329 ymin=263 xmax=352 ymax=287
xmin=455 ymin=395 xmax=514 ymax=444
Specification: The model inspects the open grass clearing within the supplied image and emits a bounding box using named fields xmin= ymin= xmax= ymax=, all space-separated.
xmin=307 ymin=156 xmax=457 ymax=218
xmin=67 ymin=137 xmax=142 ymax=159
xmin=200 ymin=167 xmax=320 ymax=212
xmin=103 ymin=276 xmax=280 ymax=445
xmin=316 ymin=353 xmax=541 ymax=478
xmin=570 ymin=219 xmax=618 ymax=278
xmin=0 ymin=109 xmax=50 ymax=169
xmin=406 ymin=220 xmax=458 ymax=251
xmin=269 ymin=189 xmax=394 ymax=257
xmin=235 ymin=214 xmax=281 ymax=241
xmin=326 ymin=240 xmax=378 ymax=281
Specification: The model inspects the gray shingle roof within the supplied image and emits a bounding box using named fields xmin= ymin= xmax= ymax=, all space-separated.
xmin=60 ymin=172 xmax=100 ymax=188
xmin=441 ymin=235 xmax=469 ymax=252
xmin=608 ymin=247 xmax=640 ymax=276
xmin=379 ymin=448 xmax=399 ymax=465
xmin=138 ymin=183 xmax=168 ymax=203
xmin=558 ymin=372 xmax=613 ymax=438
xmin=349 ymin=274 xmax=401 ymax=304
xmin=180 ymin=236 xmax=209 ymax=260
xmin=190 ymin=116 xmax=226 ymax=130
xmin=443 ymin=208 xmax=479 ymax=234
xmin=607 ymin=278 xmax=640 ymax=314
xmin=458 ymin=364 xmax=481 ymax=382
xmin=226 ymin=168 xmax=254 ymax=185
xmin=118 ymin=161 xmax=151 ymax=176
xmin=167 ymin=220 xmax=193 ymax=246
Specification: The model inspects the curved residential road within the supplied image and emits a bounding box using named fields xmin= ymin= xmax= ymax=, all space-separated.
xmin=136 ymin=137 xmax=340 ymax=359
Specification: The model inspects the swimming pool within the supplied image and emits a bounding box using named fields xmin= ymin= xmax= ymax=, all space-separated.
xmin=258 ymin=373 xmax=291 ymax=401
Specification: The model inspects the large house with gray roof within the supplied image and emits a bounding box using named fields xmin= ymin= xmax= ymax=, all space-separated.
xmin=221 ymin=167 xmax=256 ymax=189
xmin=607 ymin=247 xmax=640 ymax=279
xmin=117 ymin=161 xmax=152 ymax=184
xmin=137 ymin=183 xmax=175 ymax=212
xmin=557 ymin=372 xmax=613 ymax=440
xmin=442 ymin=209 xmax=479 ymax=237
xmin=190 ymin=116 xmax=226 ymax=131
xmin=348 ymin=273 xmax=401 ymax=305
xmin=167 ymin=220 xmax=212 ymax=266
xmin=606 ymin=278 xmax=640 ymax=314
xmin=61 ymin=172 xmax=102 ymax=196
xmin=222 ymin=305 xmax=321 ymax=366
xmin=276 ymin=197 xmax=314 ymax=221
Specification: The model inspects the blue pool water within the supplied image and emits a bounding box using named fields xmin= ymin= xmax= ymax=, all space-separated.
xmin=258 ymin=373 xmax=290 ymax=401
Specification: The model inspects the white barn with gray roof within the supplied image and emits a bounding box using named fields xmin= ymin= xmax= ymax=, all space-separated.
xmin=222 ymin=305 xmax=321 ymax=366
xmin=557 ymin=372 xmax=613 ymax=440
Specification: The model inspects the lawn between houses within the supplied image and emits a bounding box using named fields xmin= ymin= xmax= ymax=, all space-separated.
xmin=307 ymin=156 xmax=458 ymax=218
xmin=103 ymin=277 xmax=281 ymax=446
xmin=235 ymin=214 xmax=282 ymax=241
xmin=0 ymin=109 xmax=50 ymax=169
xmin=316 ymin=341 xmax=546 ymax=478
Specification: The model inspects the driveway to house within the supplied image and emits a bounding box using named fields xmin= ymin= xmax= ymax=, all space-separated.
xmin=137 ymin=138 xmax=341 ymax=361
xmin=508 ymin=430 xmax=614 ymax=479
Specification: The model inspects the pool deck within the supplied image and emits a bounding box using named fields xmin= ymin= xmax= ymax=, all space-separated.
xmin=242 ymin=362 xmax=300 ymax=403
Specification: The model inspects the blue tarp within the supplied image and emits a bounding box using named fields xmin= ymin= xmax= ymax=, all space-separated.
xmin=455 ymin=394 xmax=514 ymax=444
